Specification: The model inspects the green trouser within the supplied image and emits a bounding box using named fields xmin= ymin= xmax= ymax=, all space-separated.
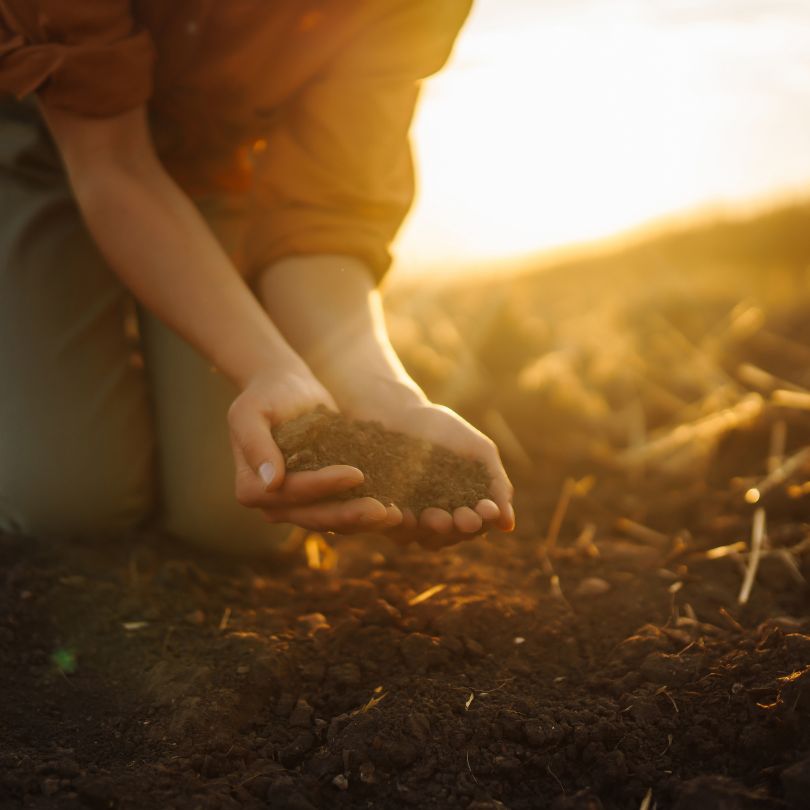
xmin=0 ymin=99 xmax=290 ymax=553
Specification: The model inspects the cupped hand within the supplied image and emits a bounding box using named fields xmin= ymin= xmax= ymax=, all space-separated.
xmin=351 ymin=399 xmax=515 ymax=550
xmin=227 ymin=367 xmax=402 ymax=534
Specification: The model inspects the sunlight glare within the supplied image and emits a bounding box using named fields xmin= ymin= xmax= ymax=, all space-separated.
xmin=393 ymin=0 xmax=810 ymax=274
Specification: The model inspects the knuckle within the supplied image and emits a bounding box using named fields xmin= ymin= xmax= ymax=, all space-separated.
xmin=239 ymin=436 xmax=259 ymax=456
xmin=227 ymin=395 xmax=244 ymax=420
xmin=227 ymin=398 xmax=248 ymax=430
xmin=234 ymin=487 xmax=255 ymax=508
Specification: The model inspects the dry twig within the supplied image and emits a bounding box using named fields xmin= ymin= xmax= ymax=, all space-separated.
xmin=745 ymin=447 xmax=810 ymax=504
xmin=738 ymin=507 xmax=767 ymax=606
xmin=408 ymin=584 xmax=447 ymax=606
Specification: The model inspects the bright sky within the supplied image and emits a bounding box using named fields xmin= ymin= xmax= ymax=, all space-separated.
xmin=391 ymin=0 xmax=810 ymax=275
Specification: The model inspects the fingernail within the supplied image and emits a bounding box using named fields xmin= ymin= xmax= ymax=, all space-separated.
xmin=259 ymin=461 xmax=275 ymax=487
xmin=505 ymin=503 xmax=516 ymax=528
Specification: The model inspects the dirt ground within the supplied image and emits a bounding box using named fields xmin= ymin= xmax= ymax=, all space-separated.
xmin=2 ymin=206 xmax=810 ymax=809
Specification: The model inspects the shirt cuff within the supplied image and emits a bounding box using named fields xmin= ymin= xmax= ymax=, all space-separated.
xmin=0 ymin=28 xmax=155 ymax=116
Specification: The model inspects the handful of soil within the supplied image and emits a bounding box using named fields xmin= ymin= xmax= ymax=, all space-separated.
xmin=273 ymin=407 xmax=491 ymax=514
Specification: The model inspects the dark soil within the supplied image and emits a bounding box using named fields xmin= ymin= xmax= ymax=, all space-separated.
xmin=2 ymin=208 xmax=810 ymax=809
xmin=274 ymin=407 xmax=491 ymax=513
xmin=1 ymin=521 xmax=809 ymax=810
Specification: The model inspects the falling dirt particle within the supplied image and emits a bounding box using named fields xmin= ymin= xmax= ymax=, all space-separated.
xmin=332 ymin=774 xmax=349 ymax=791
xmin=185 ymin=610 xmax=205 ymax=625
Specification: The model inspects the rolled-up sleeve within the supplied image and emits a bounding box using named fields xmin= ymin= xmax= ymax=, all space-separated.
xmin=0 ymin=0 xmax=154 ymax=116
xmin=246 ymin=0 xmax=473 ymax=283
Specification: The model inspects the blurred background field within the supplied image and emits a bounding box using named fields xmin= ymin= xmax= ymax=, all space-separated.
xmin=386 ymin=200 xmax=810 ymax=545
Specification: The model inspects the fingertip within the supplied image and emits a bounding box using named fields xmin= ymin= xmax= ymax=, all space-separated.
xmin=497 ymin=502 xmax=516 ymax=531
xmin=420 ymin=507 xmax=454 ymax=535
xmin=453 ymin=506 xmax=483 ymax=534
xmin=259 ymin=459 xmax=285 ymax=492
xmin=330 ymin=465 xmax=365 ymax=491
xmin=384 ymin=504 xmax=404 ymax=528
xmin=356 ymin=497 xmax=389 ymax=525
xmin=474 ymin=499 xmax=500 ymax=522
xmin=333 ymin=464 xmax=365 ymax=483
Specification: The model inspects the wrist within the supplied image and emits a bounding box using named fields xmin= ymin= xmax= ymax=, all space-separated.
xmin=217 ymin=332 xmax=311 ymax=390
xmin=331 ymin=368 xmax=428 ymax=420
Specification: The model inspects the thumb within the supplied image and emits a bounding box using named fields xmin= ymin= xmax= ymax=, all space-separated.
xmin=227 ymin=396 xmax=286 ymax=491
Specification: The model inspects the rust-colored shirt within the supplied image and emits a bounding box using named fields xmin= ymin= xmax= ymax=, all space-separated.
xmin=0 ymin=0 xmax=471 ymax=280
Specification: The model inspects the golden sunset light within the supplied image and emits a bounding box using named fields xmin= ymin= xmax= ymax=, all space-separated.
xmin=394 ymin=0 xmax=810 ymax=275
xmin=6 ymin=3 xmax=810 ymax=803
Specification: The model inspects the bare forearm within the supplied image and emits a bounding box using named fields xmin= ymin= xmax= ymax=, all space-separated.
xmin=76 ymin=165 xmax=302 ymax=386
xmin=41 ymin=103 xmax=303 ymax=388
xmin=256 ymin=254 xmax=426 ymax=410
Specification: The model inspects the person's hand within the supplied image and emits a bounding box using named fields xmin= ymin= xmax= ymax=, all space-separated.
xmin=347 ymin=397 xmax=515 ymax=550
xmin=228 ymin=366 xmax=403 ymax=534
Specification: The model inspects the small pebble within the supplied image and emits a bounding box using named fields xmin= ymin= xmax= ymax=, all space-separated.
xmin=574 ymin=577 xmax=611 ymax=598
xmin=41 ymin=778 xmax=60 ymax=796
xmin=362 ymin=599 xmax=402 ymax=627
xmin=289 ymin=698 xmax=314 ymax=728
xmin=296 ymin=613 xmax=329 ymax=634
xmin=328 ymin=661 xmax=362 ymax=687
xmin=464 ymin=637 xmax=485 ymax=657
xmin=332 ymin=774 xmax=349 ymax=790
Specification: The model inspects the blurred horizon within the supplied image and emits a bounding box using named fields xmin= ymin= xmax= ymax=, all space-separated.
xmin=391 ymin=0 xmax=810 ymax=277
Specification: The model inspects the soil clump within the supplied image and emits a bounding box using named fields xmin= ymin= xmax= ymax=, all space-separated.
xmin=274 ymin=407 xmax=491 ymax=513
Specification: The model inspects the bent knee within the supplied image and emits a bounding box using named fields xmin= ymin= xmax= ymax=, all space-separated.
xmin=0 ymin=469 xmax=154 ymax=540
xmin=161 ymin=498 xmax=291 ymax=557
